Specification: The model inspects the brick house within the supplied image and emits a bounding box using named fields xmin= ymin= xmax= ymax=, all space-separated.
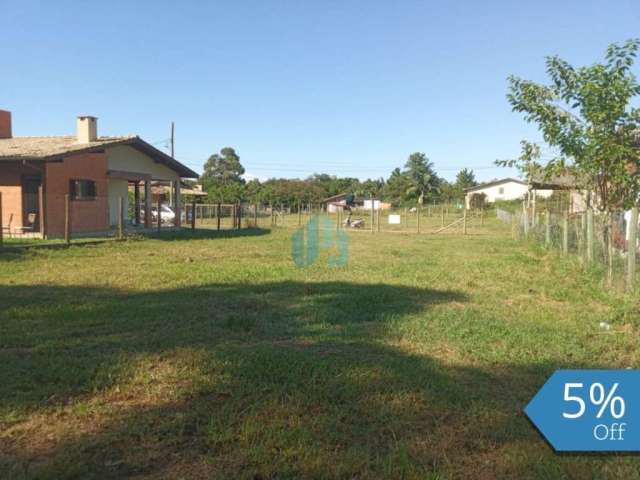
xmin=0 ymin=110 xmax=197 ymax=238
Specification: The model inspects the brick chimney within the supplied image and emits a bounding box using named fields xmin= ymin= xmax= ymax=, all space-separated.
xmin=0 ymin=110 xmax=12 ymax=139
xmin=76 ymin=115 xmax=97 ymax=143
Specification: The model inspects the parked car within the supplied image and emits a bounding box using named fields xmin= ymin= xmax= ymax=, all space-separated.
xmin=140 ymin=205 xmax=176 ymax=224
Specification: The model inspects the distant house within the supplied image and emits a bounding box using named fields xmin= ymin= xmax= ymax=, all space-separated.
xmin=464 ymin=177 xmax=552 ymax=208
xmin=0 ymin=110 xmax=197 ymax=237
xmin=322 ymin=193 xmax=356 ymax=213
xmin=362 ymin=199 xmax=390 ymax=211
xmin=530 ymin=173 xmax=587 ymax=213
xmin=149 ymin=183 xmax=208 ymax=204
xmin=322 ymin=193 xmax=389 ymax=213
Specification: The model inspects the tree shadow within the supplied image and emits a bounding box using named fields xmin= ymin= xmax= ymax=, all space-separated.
xmin=140 ymin=227 xmax=272 ymax=242
xmin=1 ymin=282 xmax=633 ymax=478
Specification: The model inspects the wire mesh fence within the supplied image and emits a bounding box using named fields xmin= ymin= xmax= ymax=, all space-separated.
xmin=497 ymin=206 xmax=640 ymax=292
xmin=1 ymin=194 xmax=493 ymax=251
xmin=202 ymin=202 xmax=490 ymax=234
xmin=0 ymin=192 xmax=187 ymax=249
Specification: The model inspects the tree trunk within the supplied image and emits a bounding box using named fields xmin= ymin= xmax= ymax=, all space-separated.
xmin=606 ymin=211 xmax=614 ymax=288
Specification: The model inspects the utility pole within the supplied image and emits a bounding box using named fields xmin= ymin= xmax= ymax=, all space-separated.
xmin=169 ymin=121 xmax=175 ymax=206
xmin=170 ymin=121 xmax=175 ymax=158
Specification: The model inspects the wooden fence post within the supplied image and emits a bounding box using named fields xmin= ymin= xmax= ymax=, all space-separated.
xmin=191 ymin=201 xmax=196 ymax=231
xmin=65 ymin=194 xmax=71 ymax=245
xmin=579 ymin=212 xmax=586 ymax=259
xmin=217 ymin=203 xmax=221 ymax=230
xmin=531 ymin=190 xmax=537 ymax=227
xmin=627 ymin=206 xmax=638 ymax=292
xmin=463 ymin=208 xmax=467 ymax=235
xmin=371 ymin=199 xmax=375 ymax=234
xmin=237 ymin=203 xmax=242 ymax=229
xmin=298 ymin=201 xmax=302 ymax=226
xmin=377 ymin=208 xmax=381 ymax=232
xmin=562 ymin=212 xmax=569 ymax=255
xmin=270 ymin=204 xmax=274 ymax=226
xmin=118 ymin=196 xmax=124 ymax=240
xmin=545 ymin=210 xmax=551 ymax=246
xmin=254 ymin=203 xmax=258 ymax=228
xmin=157 ymin=200 xmax=162 ymax=233
xmin=38 ymin=185 xmax=46 ymax=238
xmin=417 ymin=205 xmax=421 ymax=233
xmin=0 ymin=192 xmax=3 ymax=248
xmin=586 ymin=208 xmax=594 ymax=263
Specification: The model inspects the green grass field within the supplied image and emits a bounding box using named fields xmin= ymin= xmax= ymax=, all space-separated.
xmin=1 ymin=220 xmax=639 ymax=479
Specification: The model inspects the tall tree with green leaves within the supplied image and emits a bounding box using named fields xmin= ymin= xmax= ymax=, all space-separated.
xmin=453 ymin=168 xmax=477 ymax=199
xmin=454 ymin=168 xmax=476 ymax=190
xmin=384 ymin=167 xmax=410 ymax=206
xmin=200 ymin=147 xmax=246 ymax=202
xmin=403 ymin=152 xmax=439 ymax=205
xmin=507 ymin=39 xmax=640 ymax=284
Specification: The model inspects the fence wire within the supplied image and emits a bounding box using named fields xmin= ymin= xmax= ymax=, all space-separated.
xmin=497 ymin=207 xmax=639 ymax=292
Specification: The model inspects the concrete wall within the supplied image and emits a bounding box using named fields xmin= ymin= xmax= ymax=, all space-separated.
xmin=327 ymin=201 xmax=345 ymax=213
xmin=45 ymin=153 xmax=110 ymax=237
xmin=107 ymin=145 xmax=180 ymax=182
xmin=108 ymin=178 xmax=129 ymax=227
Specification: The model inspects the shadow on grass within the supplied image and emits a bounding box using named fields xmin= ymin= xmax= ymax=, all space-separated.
xmin=0 ymin=281 xmax=627 ymax=479
xmin=140 ymin=227 xmax=271 ymax=242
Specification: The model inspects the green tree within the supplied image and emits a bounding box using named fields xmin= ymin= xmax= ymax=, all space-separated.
xmin=403 ymin=152 xmax=439 ymax=205
xmin=454 ymin=168 xmax=476 ymax=191
xmin=384 ymin=168 xmax=410 ymax=206
xmin=452 ymin=168 xmax=477 ymax=201
xmin=438 ymin=179 xmax=457 ymax=204
xmin=200 ymin=147 xmax=246 ymax=202
xmin=507 ymin=39 xmax=640 ymax=283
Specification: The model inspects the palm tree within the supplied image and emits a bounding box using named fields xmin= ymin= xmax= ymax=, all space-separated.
xmin=404 ymin=152 xmax=439 ymax=205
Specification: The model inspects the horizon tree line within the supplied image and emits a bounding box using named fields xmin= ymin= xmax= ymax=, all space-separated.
xmin=197 ymin=148 xmax=478 ymax=207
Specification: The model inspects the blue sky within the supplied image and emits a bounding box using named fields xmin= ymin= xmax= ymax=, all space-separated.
xmin=1 ymin=1 xmax=639 ymax=182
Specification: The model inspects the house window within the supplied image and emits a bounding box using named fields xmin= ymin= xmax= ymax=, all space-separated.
xmin=70 ymin=179 xmax=96 ymax=200
xmin=498 ymin=187 xmax=505 ymax=194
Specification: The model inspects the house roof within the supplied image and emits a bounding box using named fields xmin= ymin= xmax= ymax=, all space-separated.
xmin=464 ymin=177 xmax=526 ymax=192
xmin=150 ymin=184 xmax=208 ymax=196
xmin=0 ymin=135 xmax=198 ymax=178
xmin=530 ymin=172 xmax=579 ymax=190
xmin=322 ymin=192 xmax=349 ymax=203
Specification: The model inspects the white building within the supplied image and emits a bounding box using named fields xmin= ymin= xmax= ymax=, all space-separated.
xmin=464 ymin=178 xmax=553 ymax=208
xmin=362 ymin=199 xmax=381 ymax=210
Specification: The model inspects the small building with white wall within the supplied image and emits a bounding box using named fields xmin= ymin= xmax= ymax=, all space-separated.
xmin=464 ymin=178 xmax=553 ymax=208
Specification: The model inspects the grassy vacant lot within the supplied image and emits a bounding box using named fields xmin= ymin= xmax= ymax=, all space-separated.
xmin=1 ymin=220 xmax=639 ymax=479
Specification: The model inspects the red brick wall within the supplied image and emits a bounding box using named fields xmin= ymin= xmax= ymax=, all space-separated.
xmin=45 ymin=153 xmax=110 ymax=237
xmin=0 ymin=164 xmax=23 ymax=231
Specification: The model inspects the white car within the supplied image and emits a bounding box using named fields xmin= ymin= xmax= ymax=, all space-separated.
xmin=141 ymin=205 xmax=176 ymax=224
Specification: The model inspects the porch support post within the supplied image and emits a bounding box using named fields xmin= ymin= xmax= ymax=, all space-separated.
xmin=38 ymin=184 xmax=46 ymax=239
xmin=144 ymin=180 xmax=152 ymax=228
xmin=174 ymin=180 xmax=182 ymax=228
xmin=134 ymin=182 xmax=141 ymax=225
